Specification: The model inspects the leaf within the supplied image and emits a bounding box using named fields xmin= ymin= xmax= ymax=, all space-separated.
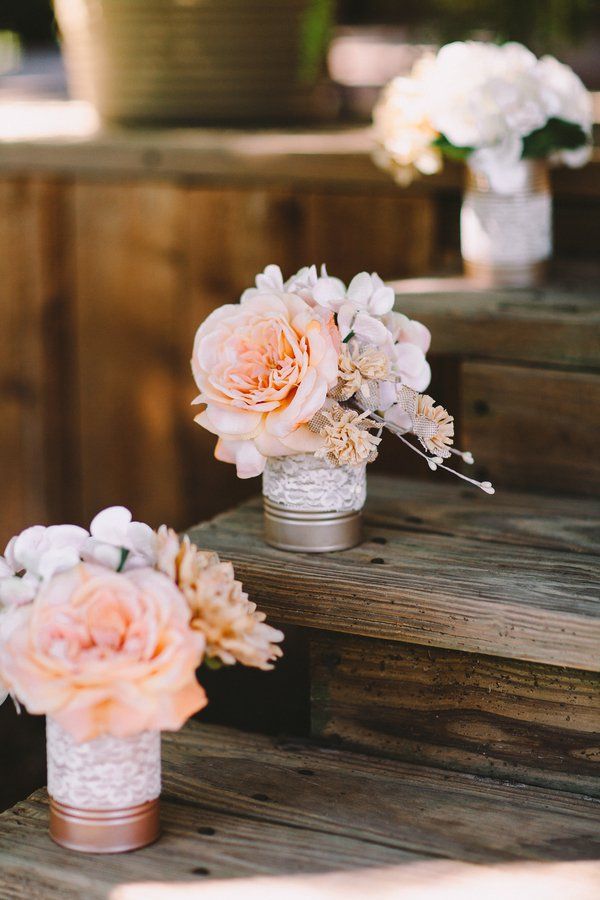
xmin=432 ymin=134 xmax=474 ymax=162
xmin=522 ymin=117 xmax=589 ymax=158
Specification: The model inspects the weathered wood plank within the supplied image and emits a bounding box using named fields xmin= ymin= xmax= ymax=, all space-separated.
xmin=393 ymin=283 xmax=600 ymax=370
xmin=0 ymin=722 xmax=598 ymax=899
xmin=0 ymin=176 xmax=75 ymax=545
xmin=0 ymin=111 xmax=598 ymax=197
xmin=72 ymin=179 xmax=193 ymax=530
xmin=188 ymin=477 xmax=600 ymax=672
xmin=311 ymin=631 xmax=600 ymax=796
xmin=461 ymin=362 xmax=600 ymax=495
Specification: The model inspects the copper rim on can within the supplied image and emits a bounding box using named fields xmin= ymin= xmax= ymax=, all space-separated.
xmin=263 ymin=498 xmax=362 ymax=552
xmin=49 ymin=797 xmax=160 ymax=854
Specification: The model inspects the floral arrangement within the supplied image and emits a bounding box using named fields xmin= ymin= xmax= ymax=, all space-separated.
xmin=192 ymin=263 xmax=493 ymax=494
xmin=372 ymin=41 xmax=593 ymax=189
xmin=0 ymin=507 xmax=283 ymax=742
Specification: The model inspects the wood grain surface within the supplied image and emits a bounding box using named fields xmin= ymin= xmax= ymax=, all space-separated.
xmin=461 ymin=362 xmax=600 ymax=495
xmin=0 ymin=722 xmax=598 ymax=899
xmin=188 ymin=476 xmax=600 ymax=672
xmin=393 ymin=283 xmax=600 ymax=370
xmin=310 ymin=631 xmax=600 ymax=796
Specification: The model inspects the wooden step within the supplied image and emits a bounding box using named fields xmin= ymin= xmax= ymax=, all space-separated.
xmin=392 ymin=279 xmax=600 ymax=496
xmin=189 ymin=477 xmax=600 ymax=795
xmin=0 ymin=723 xmax=598 ymax=899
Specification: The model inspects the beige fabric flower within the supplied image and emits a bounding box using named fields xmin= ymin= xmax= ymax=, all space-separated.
xmin=331 ymin=345 xmax=390 ymax=403
xmin=413 ymin=394 xmax=454 ymax=456
xmin=156 ymin=527 xmax=283 ymax=670
xmin=312 ymin=404 xmax=381 ymax=466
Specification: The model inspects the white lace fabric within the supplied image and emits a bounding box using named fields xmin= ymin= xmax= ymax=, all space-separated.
xmin=46 ymin=718 xmax=161 ymax=810
xmin=263 ymin=454 xmax=366 ymax=512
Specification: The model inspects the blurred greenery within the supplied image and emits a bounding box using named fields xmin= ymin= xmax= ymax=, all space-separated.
xmin=341 ymin=0 xmax=597 ymax=52
xmin=1 ymin=0 xmax=597 ymax=53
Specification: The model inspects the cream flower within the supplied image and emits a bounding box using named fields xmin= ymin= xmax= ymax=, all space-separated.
xmin=373 ymin=74 xmax=442 ymax=185
xmin=192 ymin=292 xmax=339 ymax=478
xmin=157 ymin=527 xmax=283 ymax=671
xmin=413 ymin=394 xmax=454 ymax=456
xmin=313 ymin=406 xmax=381 ymax=467
xmin=0 ymin=563 xmax=206 ymax=742
xmin=334 ymin=343 xmax=390 ymax=402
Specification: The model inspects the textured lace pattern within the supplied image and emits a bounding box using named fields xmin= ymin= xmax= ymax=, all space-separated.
xmin=461 ymin=188 xmax=552 ymax=266
xmin=263 ymin=454 xmax=366 ymax=512
xmin=47 ymin=718 xmax=161 ymax=809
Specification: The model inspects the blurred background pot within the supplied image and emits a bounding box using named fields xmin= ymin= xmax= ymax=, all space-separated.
xmin=53 ymin=0 xmax=335 ymax=124
xmin=461 ymin=159 xmax=552 ymax=288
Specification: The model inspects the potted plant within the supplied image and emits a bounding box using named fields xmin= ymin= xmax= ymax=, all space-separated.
xmin=191 ymin=264 xmax=493 ymax=553
xmin=372 ymin=41 xmax=593 ymax=287
xmin=54 ymin=0 xmax=335 ymax=124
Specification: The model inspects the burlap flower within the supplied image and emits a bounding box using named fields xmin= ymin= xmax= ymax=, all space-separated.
xmin=311 ymin=404 xmax=381 ymax=466
xmin=157 ymin=527 xmax=283 ymax=670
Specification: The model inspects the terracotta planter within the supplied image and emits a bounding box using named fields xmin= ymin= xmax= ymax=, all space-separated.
xmin=461 ymin=160 xmax=552 ymax=288
xmin=47 ymin=718 xmax=161 ymax=853
xmin=262 ymin=453 xmax=366 ymax=552
xmin=54 ymin=0 xmax=333 ymax=124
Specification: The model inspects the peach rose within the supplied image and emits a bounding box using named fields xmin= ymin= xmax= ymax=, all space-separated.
xmin=0 ymin=563 xmax=206 ymax=742
xmin=192 ymin=292 xmax=339 ymax=478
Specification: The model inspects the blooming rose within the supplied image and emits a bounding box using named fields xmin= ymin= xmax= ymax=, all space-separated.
xmin=0 ymin=563 xmax=206 ymax=742
xmin=192 ymin=292 xmax=339 ymax=478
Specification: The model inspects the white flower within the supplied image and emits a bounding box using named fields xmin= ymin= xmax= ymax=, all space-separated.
xmin=3 ymin=524 xmax=88 ymax=581
xmin=240 ymin=264 xmax=292 ymax=302
xmin=0 ymin=573 xmax=39 ymax=607
xmin=313 ymin=272 xmax=395 ymax=345
xmin=535 ymin=55 xmax=592 ymax=134
xmin=381 ymin=311 xmax=432 ymax=392
xmin=373 ymin=74 xmax=442 ymax=185
xmin=424 ymin=41 xmax=547 ymax=151
xmin=81 ymin=506 xmax=157 ymax=571
xmin=0 ymin=558 xmax=12 ymax=578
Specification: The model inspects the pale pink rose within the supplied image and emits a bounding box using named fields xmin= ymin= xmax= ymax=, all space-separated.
xmin=0 ymin=563 xmax=206 ymax=742
xmin=192 ymin=293 xmax=339 ymax=478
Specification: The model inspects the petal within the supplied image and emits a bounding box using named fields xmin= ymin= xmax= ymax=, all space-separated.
xmin=279 ymin=425 xmax=325 ymax=453
xmin=37 ymin=546 xmax=81 ymax=582
xmin=90 ymin=506 xmax=132 ymax=544
xmin=203 ymin=405 xmax=263 ymax=440
xmin=368 ymin=284 xmax=395 ymax=316
xmin=0 ymin=574 xmax=39 ymax=606
xmin=353 ymin=312 xmax=391 ymax=346
xmin=80 ymin=537 xmax=124 ymax=570
xmin=0 ymin=558 xmax=13 ymax=578
xmin=347 ymin=272 xmax=373 ymax=306
xmin=215 ymin=439 xmax=266 ymax=478
xmin=312 ymin=277 xmax=346 ymax=310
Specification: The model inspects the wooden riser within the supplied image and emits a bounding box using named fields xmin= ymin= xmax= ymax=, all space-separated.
xmin=310 ymin=631 xmax=600 ymax=797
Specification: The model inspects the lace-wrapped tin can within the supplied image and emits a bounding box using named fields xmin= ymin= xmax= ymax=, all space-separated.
xmin=262 ymin=454 xmax=366 ymax=552
xmin=47 ymin=718 xmax=161 ymax=853
xmin=461 ymin=160 xmax=551 ymax=288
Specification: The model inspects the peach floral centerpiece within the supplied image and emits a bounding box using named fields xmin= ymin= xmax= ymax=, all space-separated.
xmin=192 ymin=265 xmax=493 ymax=552
xmin=0 ymin=507 xmax=282 ymax=853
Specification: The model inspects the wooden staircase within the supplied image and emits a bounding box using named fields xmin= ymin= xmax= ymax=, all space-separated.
xmin=190 ymin=475 xmax=600 ymax=800
xmin=0 ymin=279 xmax=598 ymax=896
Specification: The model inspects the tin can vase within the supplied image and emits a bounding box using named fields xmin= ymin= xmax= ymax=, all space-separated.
xmin=262 ymin=454 xmax=366 ymax=553
xmin=47 ymin=718 xmax=161 ymax=853
xmin=461 ymin=160 xmax=552 ymax=288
